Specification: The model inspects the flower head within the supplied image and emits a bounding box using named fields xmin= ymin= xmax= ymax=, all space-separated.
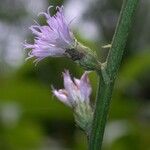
xmin=52 ymin=70 xmax=92 ymax=107
xmin=24 ymin=6 xmax=74 ymax=63
xmin=52 ymin=70 xmax=93 ymax=133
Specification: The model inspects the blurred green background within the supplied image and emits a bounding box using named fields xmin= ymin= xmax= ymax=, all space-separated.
xmin=0 ymin=0 xmax=150 ymax=150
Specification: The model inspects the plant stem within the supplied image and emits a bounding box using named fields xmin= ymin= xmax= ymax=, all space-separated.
xmin=89 ymin=0 xmax=139 ymax=150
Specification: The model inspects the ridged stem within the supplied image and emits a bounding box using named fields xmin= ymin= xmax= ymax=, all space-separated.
xmin=89 ymin=0 xmax=139 ymax=149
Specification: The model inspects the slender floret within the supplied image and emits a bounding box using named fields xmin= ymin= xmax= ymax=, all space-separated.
xmin=24 ymin=6 xmax=74 ymax=63
xmin=52 ymin=70 xmax=92 ymax=107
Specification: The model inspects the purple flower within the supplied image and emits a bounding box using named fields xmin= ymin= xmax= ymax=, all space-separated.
xmin=24 ymin=6 xmax=74 ymax=63
xmin=52 ymin=70 xmax=92 ymax=107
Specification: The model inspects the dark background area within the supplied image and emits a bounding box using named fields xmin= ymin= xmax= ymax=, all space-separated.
xmin=0 ymin=0 xmax=150 ymax=149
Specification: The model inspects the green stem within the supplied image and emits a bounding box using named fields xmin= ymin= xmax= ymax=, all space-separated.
xmin=89 ymin=0 xmax=139 ymax=149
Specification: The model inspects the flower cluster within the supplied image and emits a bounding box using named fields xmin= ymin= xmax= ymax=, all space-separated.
xmin=24 ymin=6 xmax=74 ymax=63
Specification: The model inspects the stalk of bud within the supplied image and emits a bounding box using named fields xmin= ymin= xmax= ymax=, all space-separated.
xmin=66 ymin=41 xmax=101 ymax=71
xmin=74 ymin=101 xmax=93 ymax=135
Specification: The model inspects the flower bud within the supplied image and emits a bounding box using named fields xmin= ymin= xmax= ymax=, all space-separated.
xmin=52 ymin=70 xmax=93 ymax=133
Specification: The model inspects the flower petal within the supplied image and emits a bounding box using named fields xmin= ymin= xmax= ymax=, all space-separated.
xmin=74 ymin=78 xmax=80 ymax=87
xmin=79 ymin=72 xmax=92 ymax=102
xmin=52 ymin=89 xmax=71 ymax=107
xmin=63 ymin=70 xmax=80 ymax=102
